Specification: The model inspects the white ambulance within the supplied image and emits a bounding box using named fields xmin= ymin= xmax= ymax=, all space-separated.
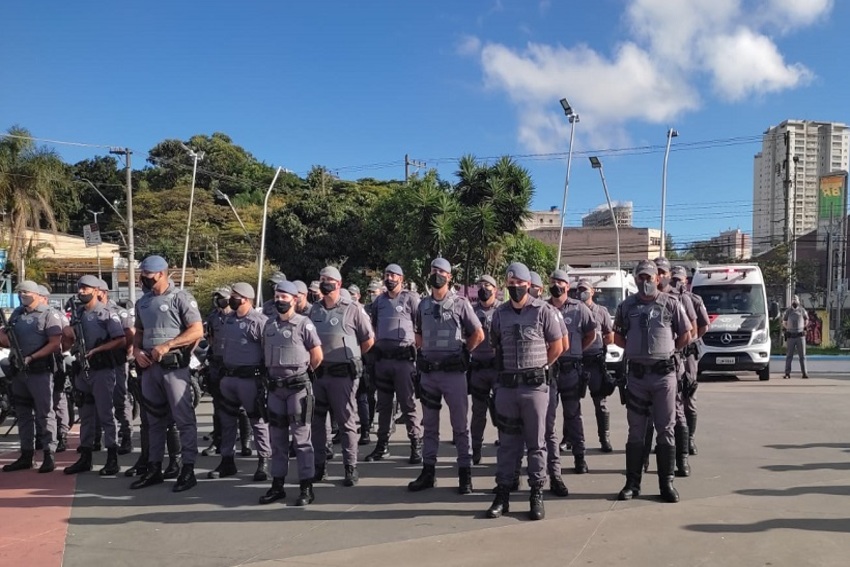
xmin=690 ymin=265 xmax=772 ymax=380
xmin=566 ymin=268 xmax=637 ymax=377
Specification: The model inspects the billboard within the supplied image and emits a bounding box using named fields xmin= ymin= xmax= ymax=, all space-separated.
xmin=818 ymin=173 xmax=847 ymax=221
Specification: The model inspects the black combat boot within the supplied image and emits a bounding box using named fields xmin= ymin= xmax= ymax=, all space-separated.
xmin=312 ymin=462 xmax=327 ymax=482
xmin=117 ymin=434 xmax=133 ymax=456
xmin=238 ymin=412 xmax=252 ymax=456
xmin=125 ymin=424 xmax=150 ymax=477
xmin=173 ymin=463 xmax=197 ymax=492
xmin=549 ymin=474 xmax=569 ymax=497
xmin=259 ymin=477 xmax=286 ymax=505
xmin=574 ymin=454 xmax=588 ymax=474
xmin=656 ymin=444 xmax=680 ymax=503
xmin=458 ymin=466 xmax=473 ymax=495
xmin=686 ymin=413 xmax=698 ymax=455
xmin=36 ymin=437 xmax=44 ymax=451
xmin=597 ymin=408 xmax=613 ymax=453
xmin=38 ymin=450 xmax=56 ymax=473
xmin=618 ymin=442 xmax=644 ymax=500
xmin=325 ymin=440 xmax=335 ymax=461
xmin=163 ymin=455 xmax=182 ymax=480
xmin=253 ymin=457 xmax=269 ymax=482
xmin=99 ymin=447 xmax=120 ymax=476
xmin=472 ymin=446 xmax=482 ymax=465
xmin=56 ymin=434 xmax=68 ymax=454
xmin=93 ymin=425 xmax=103 ymax=451
xmin=408 ymin=464 xmax=436 ymax=492
xmin=409 ymin=437 xmax=423 ymax=465
xmin=358 ymin=429 xmax=371 ymax=446
xmin=3 ymin=450 xmax=35 ymax=472
xmin=295 ymin=479 xmax=315 ymax=506
xmin=164 ymin=425 xmax=181 ymax=479
xmin=343 ymin=465 xmax=359 ymax=487
xmin=486 ymin=485 xmax=510 ymax=518
xmin=529 ymin=482 xmax=545 ymax=521
xmin=675 ymin=424 xmax=691 ymax=477
xmin=130 ymin=462 xmax=164 ymax=489
xmin=207 ymin=456 xmax=238 ymax=479
xmin=365 ymin=436 xmax=390 ymax=462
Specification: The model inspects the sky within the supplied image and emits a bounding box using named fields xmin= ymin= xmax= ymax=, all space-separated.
xmin=1 ymin=0 xmax=846 ymax=251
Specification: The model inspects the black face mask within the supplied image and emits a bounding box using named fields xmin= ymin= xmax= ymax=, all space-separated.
xmin=307 ymin=292 xmax=321 ymax=303
xmin=78 ymin=292 xmax=94 ymax=304
xmin=507 ymin=285 xmax=528 ymax=303
xmin=228 ymin=297 xmax=243 ymax=311
xmin=319 ymin=281 xmax=336 ymax=295
xmin=549 ymin=285 xmax=564 ymax=298
xmin=215 ymin=297 xmax=229 ymax=309
xmin=140 ymin=276 xmax=156 ymax=291
xmin=428 ymin=273 xmax=448 ymax=289
xmin=529 ymin=287 xmax=541 ymax=299
xmin=384 ymin=279 xmax=399 ymax=291
xmin=275 ymin=301 xmax=292 ymax=314
xmin=477 ymin=288 xmax=493 ymax=302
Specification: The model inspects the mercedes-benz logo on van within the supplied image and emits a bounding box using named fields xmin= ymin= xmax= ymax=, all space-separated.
xmin=720 ymin=333 xmax=733 ymax=344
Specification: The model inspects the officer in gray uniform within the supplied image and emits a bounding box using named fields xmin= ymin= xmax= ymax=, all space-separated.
xmin=366 ymin=263 xmax=423 ymax=464
xmin=309 ymin=267 xmax=374 ymax=487
xmin=671 ymin=266 xmax=709 ymax=455
xmin=307 ymin=281 xmax=322 ymax=305
xmin=209 ymin=283 xmax=272 ymax=482
xmin=262 ymin=272 xmax=288 ymax=318
xmin=130 ymin=255 xmax=204 ymax=492
xmin=64 ymin=275 xmax=127 ymax=476
xmin=783 ymin=295 xmax=809 ymax=379
xmin=614 ymin=260 xmax=692 ymax=503
xmin=359 ymin=280 xmax=383 ymax=443
xmin=410 ymin=258 xmax=484 ymax=493
xmin=202 ymin=287 xmax=231 ymax=456
xmin=1 ymin=280 xmax=64 ymax=473
xmin=38 ymin=285 xmax=70 ymax=454
xmin=98 ymin=280 xmax=136 ymax=455
xmin=575 ymin=278 xmax=615 ymax=453
xmin=348 ymin=285 xmax=361 ymax=304
xmin=293 ymin=280 xmax=312 ymax=315
xmin=469 ymin=275 xmax=500 ymax=465
xmin=529 ymin=271 xmax=545 ymax=299
xmin=487 ymin=262 xmax=565 ymax=520
xmin=259 ymin=281 xmax=323 ymax=506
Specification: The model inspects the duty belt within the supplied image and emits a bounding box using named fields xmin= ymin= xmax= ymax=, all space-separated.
xmin=786 ymin=331 xmax=805 ymax=338
xmin=556 ymin=358 xmax=582 ymax=372
xmin=581 ymin=353 xmax=605 ymax=365
xmin=225 ymin=365 xmax=264 ymax=379
xmin=267 ymin=372 xmax=310 ymax=391
xmin=630 ymin=357 xmax=676 ymax=378
xmin=469 ymin=358 xmax=496 ymax=370
xmin=682 ymin=342 xmax=700 ymax=357
xmin=418 ymin=356 xmax=467 ymax=373
xmin=375 ymin=344 xmax=416 ymax=361
xmin=316 ymin=361 xmax=358 ymax=379
xmin=497 ymin=367 xmax=549 ymax=388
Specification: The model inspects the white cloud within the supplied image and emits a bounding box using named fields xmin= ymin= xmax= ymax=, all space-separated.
xmin=457 ymin=35 xmax=482 ymax=57
xmin=472 ymin=0 xmax=827 ymax=151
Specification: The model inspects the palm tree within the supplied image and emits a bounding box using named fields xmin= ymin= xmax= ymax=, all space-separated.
xmin=0 ymin=126 xmax=68 ymax=270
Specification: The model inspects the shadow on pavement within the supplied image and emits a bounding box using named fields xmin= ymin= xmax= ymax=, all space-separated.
xmin=737 ymin=486 xmax=850 ymax=497
xmin=764 ymin=442 xmax=850 ymax=450
xmin=686 ymin=518 xmax=850 ymax=533
xmin=762 ymin=462 xmax=850 ymax=472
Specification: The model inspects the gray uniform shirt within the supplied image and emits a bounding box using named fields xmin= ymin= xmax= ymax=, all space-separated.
xmin=263 ymin=313 xmax=321 ymax=379
xmin=135 ymin=281 xmax=202 ymax=350
xmin=415 ymin=292 xmax=481 ymax=362
xmin=205 ymin=308 xmax=230 ymax=358
xmin=551 ymin=297 xmax=596 ymax=360
xmin=107 ymin=299 xmax=135 ymax=332
xmin=309 ymin=297 xmax=373 ymax=364
xmin=783 ymin=306 xmax=808 ymax=333
xmin=76 ymin=303 xmax=125 ymax=347
xmin=614 ymin=292 xmax=692 ymax=364
xmin=585 ymin=301 xmax=613 ymax=356
xmin=221 ymin=309 xmax=268 ymax=368
xmin=490 ymin=297 xmax=563 ymax=372
xmin=372 ymin=290 xmax=419 ymax=350
xmin=471 ymin=300 xmax=499 ymax=362
xmin=8 ymin=304 xmax=64 ymax=357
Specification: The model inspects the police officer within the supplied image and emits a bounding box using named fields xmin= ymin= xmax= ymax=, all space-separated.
xmin=259 ymin=281 xmax=322 ymax=506
xmin=1 ymin=281 xmax=64 ymax=473
xmin=293 ymin=280 xmax=312 ymax=315
xmin=130 ymin=255 xmax=204 ymax=492
xmin=307 ymin=281 xmax=322 ymax=305
xmin=358 ymin=280 xmax=383 ymax=444
xmin=783 ymin=295 xmax=809 ymax=379
xmin=202 ymin=287 xmax=231 ymax=457
xmin=671 ymin=265 xmax=709 ymax=456
xmin=529 ymin=271 xmax=545 ymax=299
xmin=576 ymin=278 xmax=615 ymax=453
xmin=366 ymin=264 xmax=423 ymax=464
xmin=309 ymin=267 xmax=373 ymax=486
xmin=548 ymin=270 xmax=596 ymax=481
xmin=209 ymin=283 xmax=272 ymax=482
xmin=614 ymin=260 xmax=692 ymax=503
xmin=64 ymin=275 xmax=127 ymax=476
xmin=410 ymin=258 xmax=484 ymax=493
xmin=262 ymin=272 xmax=288 ymax=318
xmin=39 ymin=285 xmax=70 ymax=454
xmin=487 ymin=263 xmax=564 ymax=520
xmin=469 ymin=275 xmax=500 ymax=465
xmin=348 ymin=285 xmax=362 ymax=304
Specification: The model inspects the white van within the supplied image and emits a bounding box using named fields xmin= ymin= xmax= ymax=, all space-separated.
xmin=690 ymin=265 xmax=772 ymax=381
xmin=566 ymin=268 xmax=637 ymax=376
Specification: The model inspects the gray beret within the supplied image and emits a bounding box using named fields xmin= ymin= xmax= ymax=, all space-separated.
xmin=320 ymin=266 xmax=342 ymax=281
xmin=431 ymin=257 xmax=451 ymax=272
xmin=309 ymin=280 xmax=320 ymax=292
xmin=576 ymin=278 xmax=593 ymax=290
xmin=274 ymin=281 xmax=299 ymax=296
xmin=506 ymin=262 xmax=531 ymax=283
xmin=139 ymin=255 xmax=168 ymax=272
xmin=635 ymin=260 xmax=658 ymax=277
xmin=77 ymin=275 xmax=102 ymax=289
xmin=293 ymin=280 xmax=308 ymax=294
xmin=212 ymin=286 xmax=232 ymax=298
xmin=529 ymin=271 xmax=543 ymax=288
xmin=477 ymin=275 xmax=497 ymax=287
xmin=269 ymin=271 xmax=287 ymax=284
xmin=550 ymin=269 xmax=570 ymax=282
xmin=367 ymin=280 xmax=382 ymax=292
xmin=339 ymin=288 xmax=352 ymax=301
xmin=670 ymin=266 xmax=688 ymax=279
xmin=347 ymin=284 xmax=360 ymax=295
xmin=231 ymin=282 xmax=255 ymax=300
xmin=653 ymin=256 xmax=671 ymax=273
xmin=97 ymin=279 xmax=110 ymax=292
xmin=37 ymin=285 xmax=50 ymax=297
xmin=384 ymin=263 xmax=404 ymax=276
xmin=15 ymin=280 xmax=40 ymax=294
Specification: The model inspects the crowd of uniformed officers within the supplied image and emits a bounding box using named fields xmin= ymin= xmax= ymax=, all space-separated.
xmin=0 ymin=253 xmax=707 ymax=519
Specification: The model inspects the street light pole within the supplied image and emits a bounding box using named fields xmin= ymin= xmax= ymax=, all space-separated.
xmin=214 ymin=189 xmax=250 ymax=238
xmin=88 ymin=209 xmax=104 ymax=279
xmin=180 ymin=146 xmax=205 ymax=289
xmin=257 ymin=167 xmax=284 ymax=305
xmin=660 ymin=128 xmax=678 ymax=257
xmin=590 ymin=156 xmax=622 ymax=299
xmin=109 ymin=147 xmax=136 ymax=303
xmin=556 ymin=98 xmax=579 ymax=271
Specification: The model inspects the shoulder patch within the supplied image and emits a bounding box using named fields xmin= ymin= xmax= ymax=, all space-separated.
xmin=190 ymin=300 xmax=198 ymax=309
xmin=120 ymin=312 xmax=128 ymax=318
xmin=306 ymin=323 xmax=316 ymax=332
xmin=111 ymin=315 xmax=121 ymax=322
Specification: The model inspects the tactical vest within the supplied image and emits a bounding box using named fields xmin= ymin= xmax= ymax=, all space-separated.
xmin=375 ymin=292 xmax=415 ymax=344
xmin=137 ymin=287 xmax=187 ymax=350
xmin=8 ymin=306 xmax=52 ymax=357
xmin=420 ymin=294 xmax=463 ymax=359
xmin=555 ymin=298 xmax=585 ymax=358
xmin=786 ymin=307 xmax=807 ymax=332
xmin=471 ymin=300 xmax=497 ymax=360
xmin=585 ymin=302 xmax=607 ymax=355
xmin=310 ymin=300 xmax=361 ymax=364
xmin=207 ymin=309 xmax=229 ymax=357
xmin=77 ymin=304 xmax=113 ymax=346
xmin=222 ymin=312 xmax=264 ymax=367
xmin=620 ymin=293 xmax=676 ymax=361
xmin=264 ymin=316 xmax=311 ymax=378
xmin=496 ymin=300 xmax=549 ymax=371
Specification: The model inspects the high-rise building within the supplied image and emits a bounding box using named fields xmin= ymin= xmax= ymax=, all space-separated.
xmin=581 ymin=201 xmax=633 ymax=228
xmin=753 ymin=120 xmax=849 ymax=255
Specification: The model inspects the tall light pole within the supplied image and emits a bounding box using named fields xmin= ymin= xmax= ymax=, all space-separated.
xmin=256 ymin=167 xmax=285 ymax=305
xmin=180 ymin=145 xmax=205 ymax=289
xmin=213 ymin=189 xmax=250 ymax=238
xmin=589 ymin=156 xmax=623 ymax=299
xmin=660 ymin=128 xmax=678 ymax=257
xmin=556 ymin=97 xmax=579 ymax=271
xmin=88 ymin=209 xmax=104 ymax=279
xmin=108 ymin=147 xmax=136 ymax=303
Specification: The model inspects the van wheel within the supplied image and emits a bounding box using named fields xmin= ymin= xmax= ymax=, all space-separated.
xmin=757 ymin=366 xmax=770 ymax=381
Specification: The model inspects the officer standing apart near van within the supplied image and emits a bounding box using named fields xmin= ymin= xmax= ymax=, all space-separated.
xmin=130 ymin=255 xmax=204 ymax=493
xmin=783 ymin=295 xmax=809 ymax=379
xmin=615 ymin=260 xmax=692 ymax=504
xmin=487 ymin=262 xmax=564 ymax=521
xmin=410 ymin=257 xmax=483 ymax=494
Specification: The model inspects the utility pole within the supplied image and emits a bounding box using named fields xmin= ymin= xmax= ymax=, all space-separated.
xmin=783 ymin=131 xmax=793 ymax=308
xmin=110 ymin=147 xmax=136 ymax=303
xmin=404 ymin=154 xmax=426 ymax=183
xmin=88 ymin=209 xmax=104 ymax=279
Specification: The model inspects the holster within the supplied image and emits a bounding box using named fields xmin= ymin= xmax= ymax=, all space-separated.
xmin=159 ymin=349 xmax=189 ymax=370
xmin=254 ymin=376 xmax=269 ymax=421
